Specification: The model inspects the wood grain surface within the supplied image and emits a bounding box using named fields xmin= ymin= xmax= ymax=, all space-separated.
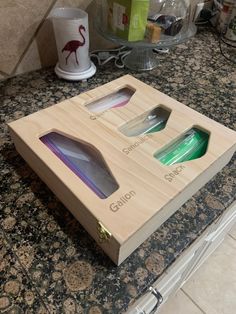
xmin=8 ymin=75 xmax=236 ymax=265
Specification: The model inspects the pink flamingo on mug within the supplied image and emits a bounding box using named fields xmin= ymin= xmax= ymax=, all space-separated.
xmin=61 ymin=25 xmax=86 ymax=65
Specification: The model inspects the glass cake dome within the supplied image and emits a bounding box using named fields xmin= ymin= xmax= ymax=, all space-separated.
xmin=95 ymin=0 xmax=196 ymax=70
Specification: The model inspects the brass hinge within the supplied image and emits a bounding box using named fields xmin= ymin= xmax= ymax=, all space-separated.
xmin=97 ymin=221 xmax=112 ymax=243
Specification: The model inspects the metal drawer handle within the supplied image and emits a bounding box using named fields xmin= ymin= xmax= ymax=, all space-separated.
xmin=149 ymin=287 xmax=163 ymax=313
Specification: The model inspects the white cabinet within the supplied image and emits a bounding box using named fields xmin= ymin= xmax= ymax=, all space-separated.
xmin=127 ymin=201 xmax=236 ymax=314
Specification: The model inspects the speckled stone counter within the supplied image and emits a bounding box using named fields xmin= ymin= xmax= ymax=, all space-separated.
xmin=0 ymin=29 xmax=235 ymax=313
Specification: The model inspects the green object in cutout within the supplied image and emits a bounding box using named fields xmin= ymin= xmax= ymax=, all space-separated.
xmin=119 ymin=106 xmax=170 ymax=137
xmin=155 ymin=128 xmax=209 ymax=165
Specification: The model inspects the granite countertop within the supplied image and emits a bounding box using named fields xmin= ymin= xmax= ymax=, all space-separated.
xmin=0 ymin=29 xmax=235 ymax=313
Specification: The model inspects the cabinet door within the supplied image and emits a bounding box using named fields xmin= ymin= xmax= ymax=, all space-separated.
xmin=127 ymin=202 xmax=236 ymax=314
xmin=179 ymin=201 xmax=236 ymax=285
xmin=127 ymin=236 xmax=206 ymax=314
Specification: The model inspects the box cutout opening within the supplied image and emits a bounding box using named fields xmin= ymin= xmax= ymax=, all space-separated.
xmin=40 ymin=132 xmax=119 ymax=199
xmin=85 ymin=86 xmax=135 ymax=113
xmin=119 ymin=106 xmax=171 ymax=137
xmin=154 ymin=127 xmax=209 ymax=165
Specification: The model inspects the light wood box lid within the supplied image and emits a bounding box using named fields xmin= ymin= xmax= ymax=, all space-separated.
xmin=8 ymin=75 xmax=236 ymax=265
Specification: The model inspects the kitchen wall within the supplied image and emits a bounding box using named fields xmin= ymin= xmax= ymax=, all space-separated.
xmin=0 ymin=0 xmax=111 ymax=80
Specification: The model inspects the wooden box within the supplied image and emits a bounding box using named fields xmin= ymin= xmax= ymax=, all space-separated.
xmin=8 ymin=75 xmax=236 ymax=265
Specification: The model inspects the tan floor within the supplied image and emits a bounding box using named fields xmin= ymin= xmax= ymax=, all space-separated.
xmin=158 ymin=224 xmax=236 ymax=314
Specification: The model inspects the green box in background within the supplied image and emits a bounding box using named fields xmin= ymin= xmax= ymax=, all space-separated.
xmin=108 ymin=0 xmax=149 ymax=41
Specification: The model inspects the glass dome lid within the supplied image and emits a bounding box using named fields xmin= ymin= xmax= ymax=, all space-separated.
xmin=96 ymin=0 xmax=193 ymax=45
xmin=95 ymin=0 xmax=196 ymax=70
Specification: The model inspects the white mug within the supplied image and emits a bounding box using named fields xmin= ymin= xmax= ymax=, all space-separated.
xmin=50 ymin=7 xmax=96 ymax=80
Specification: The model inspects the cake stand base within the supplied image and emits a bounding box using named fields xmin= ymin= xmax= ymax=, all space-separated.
xmin=123 ymin=48 xmax=159 ymax=71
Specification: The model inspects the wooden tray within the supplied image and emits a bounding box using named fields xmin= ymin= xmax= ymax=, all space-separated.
xmin=8 ymin=75 xmax=236 ymax=265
